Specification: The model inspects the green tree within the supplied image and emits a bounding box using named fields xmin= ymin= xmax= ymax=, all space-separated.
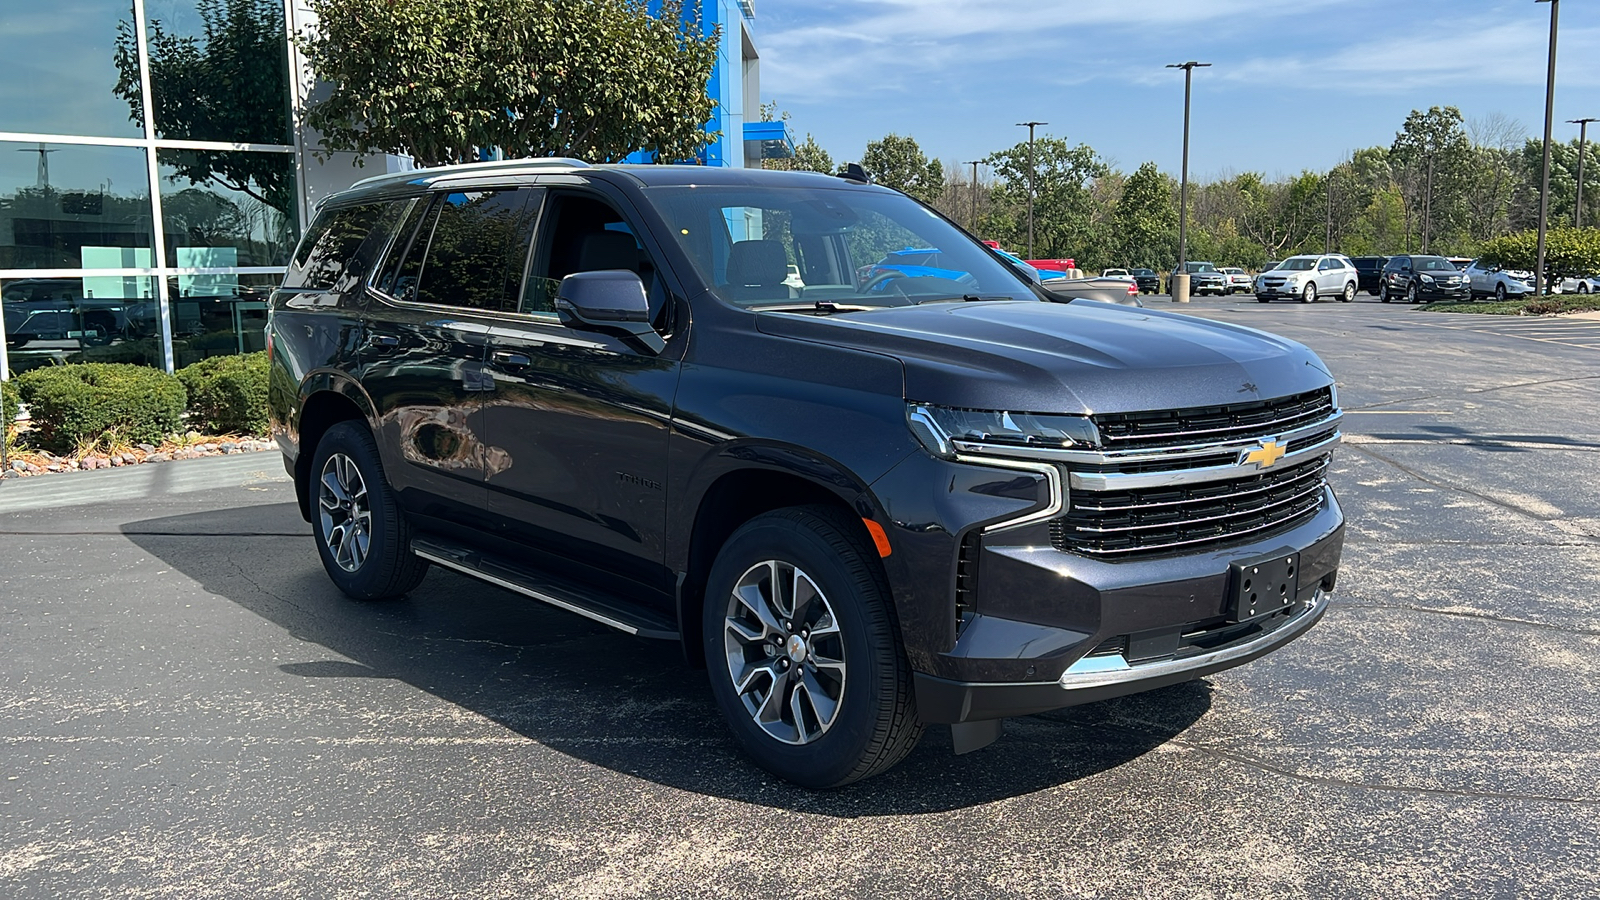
xmin=1480 ymin=227 xmax=1600 ymax=283
xmin=790 ymin=136 xmax=835 ymax=175
xmin=859 ymin=134 xmax=943 ymax=204
xmin=112 ymin=0 xmax=294 ymax=218
xmin=296 ymin=0 xmax=719 ymax=167
xmin=1515 ymin=137 xmax=1600 ymax=230
xmin=1391 ymin=106 xmax=1473 ymax=252
xmin=1111 ymin=162 xmax=1176 ymax=268
xmin=982 ymin=136 xmax=1109 ymax=261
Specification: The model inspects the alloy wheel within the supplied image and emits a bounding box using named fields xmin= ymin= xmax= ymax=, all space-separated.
xmin=1496 ymin=284 xmax=1506 ymax=302
xmin=1302 ymin=283 xmax=1316 ymax=303
xmin=722 ymin=559 xmax=847 ymax=745
xmin=318 ymin=452 xmax=372 ymax=573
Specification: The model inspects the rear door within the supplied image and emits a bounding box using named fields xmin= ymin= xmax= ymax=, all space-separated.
xmin=480 ymin=184 xmax=682 ymax=601
xmin=359 ymin=187 xmax=538 ymax=530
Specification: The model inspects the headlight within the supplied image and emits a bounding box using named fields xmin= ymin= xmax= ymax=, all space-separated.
xmin=1421 ymin=274 xmax=1435 ymax=284
xmin=907 ymin=404 xmax=1099 ymax=459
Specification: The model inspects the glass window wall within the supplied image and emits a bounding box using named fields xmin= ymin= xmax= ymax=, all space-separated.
xmin=143 ymin=0 xmax=293 ymax=146
xmin=0 ymin=1 xmax=145 ymax=139
xmin=0 ymin=141 xmax=156 ymax=271
xmin=166 ymin=272 xmax=275 ymax=368
xmin=159 ymin=148 xmax=297 ymax=268
xmin=3 ymin=275 xmax=162 ymax=373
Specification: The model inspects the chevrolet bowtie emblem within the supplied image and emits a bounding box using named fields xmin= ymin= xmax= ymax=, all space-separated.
xmin=1243 ymin=439 xmax=1286 ymax=469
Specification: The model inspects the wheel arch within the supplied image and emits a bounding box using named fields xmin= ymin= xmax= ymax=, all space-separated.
xmin=293 ymin=373 xmax=376 ymax=522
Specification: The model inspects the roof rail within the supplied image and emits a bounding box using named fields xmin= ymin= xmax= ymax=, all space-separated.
xmin=347 ymin=156 xmax=590 ymax=191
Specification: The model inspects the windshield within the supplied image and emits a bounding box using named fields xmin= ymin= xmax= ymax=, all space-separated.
xmin=644 ymin=186 xmax=1038 ymax=308
xmin=1279 ymin=258 xmax=1316 ymax=271
xmin=1414 ymin=257 xmax=1454 ymax=271
xmin=1184 ymin=262 xmax=1216 ymax=273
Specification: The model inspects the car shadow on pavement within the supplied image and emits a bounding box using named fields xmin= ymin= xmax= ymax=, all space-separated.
xmin=123 ymin=502 xmax=1208 ymax=816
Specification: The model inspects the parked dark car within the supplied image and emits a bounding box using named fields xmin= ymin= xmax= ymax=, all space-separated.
xmin=1349 ymin=256 xmax=1387 ymax=295
xmin=1128 ymin=267 xmax=1160 ymax=294
xmin=1379 ymin=254 xmax=1470 ymax=303
xmin=268 ymin=159 xmax=1346 ymax=787
xmin=1173 ymin=261 xmax=1229 ymax=296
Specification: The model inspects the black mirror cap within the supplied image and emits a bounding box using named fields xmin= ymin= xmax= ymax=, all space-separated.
xmin=556 ymin=270 xmax=650 ymax=325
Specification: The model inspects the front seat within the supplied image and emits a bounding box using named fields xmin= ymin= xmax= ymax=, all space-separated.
xmin=722 ymin=239 xmax=795 ymax=302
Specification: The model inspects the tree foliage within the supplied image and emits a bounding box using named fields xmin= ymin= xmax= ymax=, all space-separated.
xmin=860 ymin=134 xmax=944 ymax=204
xmin=1112 ymin=162 xmax=1176 ymax=268
xmin=1479 ymin=227 xmax=1600 ymax=279
xmin=296 ymin=0 xmax=719 ymax=167
xmin=982 ymin=136 xmax=1109 ymax=261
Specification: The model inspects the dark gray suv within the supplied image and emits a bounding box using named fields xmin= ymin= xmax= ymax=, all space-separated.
xmin=267 ymin=158 xmax=1346 ymax=787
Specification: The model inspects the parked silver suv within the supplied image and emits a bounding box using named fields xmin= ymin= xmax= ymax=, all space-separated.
xmin=1255 ymin=254 xmax=1359 ymax=303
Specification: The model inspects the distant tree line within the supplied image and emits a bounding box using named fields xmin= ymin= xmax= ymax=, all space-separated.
xmin=773 ymin=105 xmax=1600 ymax=273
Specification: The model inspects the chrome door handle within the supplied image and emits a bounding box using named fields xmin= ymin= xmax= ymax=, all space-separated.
xmin=492 ymin=350 xmax=531 ymax=368
xmin=366 ymin=333 xmax=399 ymax=348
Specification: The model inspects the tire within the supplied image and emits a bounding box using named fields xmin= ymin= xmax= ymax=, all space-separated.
xmin=1379 ymin=283 xmax=1391 ymax=303
xmin=1580 ymin=282 xmax=1591 ymax=294
xmin=702 ymin=506 xmax=922 ymax=788
xmin=1407 ymin=283 xmax=1419 ymax=304
xmin=1495 ymin=283 xmax=1507 ymax=302
xmin=1256 ymin=295 xmax=1271 ymax=303
xmin=1301 ymin=282 xmax=1317 ymax=303
xmin=1341 ymin=282 xmax=1356 ymax=303
xmin=309 ymin=421 xmax=429 ymax=601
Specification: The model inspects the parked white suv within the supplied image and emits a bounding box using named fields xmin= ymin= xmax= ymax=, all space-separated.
xmin=1255 ymin=254 xmax=1359 ymax=303
xmin=1463 ymin=260 xmax=1535 ymax=302
xmin=1219 ymin=267 xmax=1253 ymax=294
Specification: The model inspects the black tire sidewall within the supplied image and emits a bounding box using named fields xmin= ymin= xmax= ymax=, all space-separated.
xmin=309 ymin=421 xmax=421 ymax=600
xmin=701 ymin=508 xmax=909 ymax=788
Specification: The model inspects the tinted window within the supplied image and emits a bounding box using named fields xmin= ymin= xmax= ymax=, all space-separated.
xmin=1414 ymin=257 xmax=1454 ymax=271
xmin=287 ymin=202 xmax=389 ymax=290
xmin=523 ymin=193 xmax=665 ymax=316
xmin=402 ymin=190 xmax=533 ymax=311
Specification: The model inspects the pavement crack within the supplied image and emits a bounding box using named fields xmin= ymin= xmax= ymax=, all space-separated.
xmin=1463 ymin=373 xmax=1600 ymax=395
xmin=1179 ymin=742 xmax=1600 ymax=806
xmin=1331 ymin=599 xmax=1600 ymax=637
xmin=1342 ymin=441 xmax=1572 ymax=522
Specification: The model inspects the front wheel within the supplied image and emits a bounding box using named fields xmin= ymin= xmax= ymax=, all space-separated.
xmin=1407 ymin=283 xmax=1420 ymax=303
xmin=1302 ymin=282 xmax=1317 ymax=303
xmin=1341 ymin=282 xmax=1356 ymax=302
xmin=703 ymin=506 xmax=922 ymax=788
xmin=310 ymin=421 xmax=429 ymax=600
xmin=1495 ymin=284 xmax=1507 ymax=302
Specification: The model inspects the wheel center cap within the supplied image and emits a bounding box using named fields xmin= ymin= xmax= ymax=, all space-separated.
xmin=785 ymin=634 xmax=808 ymax=663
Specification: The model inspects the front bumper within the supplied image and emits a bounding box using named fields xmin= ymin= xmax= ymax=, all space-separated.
xmin=1416 ymin=282 xmax=1471 ymax=301
xmin=916 ymin=587 xmax=1330 ymax=723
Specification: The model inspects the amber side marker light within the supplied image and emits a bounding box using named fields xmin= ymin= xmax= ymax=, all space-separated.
xmin=862 ymin=518 xmax=892 ymax=557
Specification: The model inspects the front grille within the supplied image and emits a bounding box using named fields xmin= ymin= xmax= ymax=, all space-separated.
xmin=1052 ymin=455 xmax=1330 ymax=560
xmin=1093 ymin=387 xmax=1333 ymax=452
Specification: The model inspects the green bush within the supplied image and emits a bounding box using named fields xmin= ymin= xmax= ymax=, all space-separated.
xmin=177 ymin=352 xmax=269 ymax=435
xmin=15 ymin=363 xmax=185 ymax=452
xmin=1 ymin=376 xmax=20 ymax=453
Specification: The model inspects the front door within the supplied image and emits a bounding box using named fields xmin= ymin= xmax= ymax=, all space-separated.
xmin=481 ymin=189 xmax=681 ymax=602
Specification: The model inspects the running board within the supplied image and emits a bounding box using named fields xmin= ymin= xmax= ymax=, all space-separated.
xmin=410 ymin=536 xmax=680 ymax=641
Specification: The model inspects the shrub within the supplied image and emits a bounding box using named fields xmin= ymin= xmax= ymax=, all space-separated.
xmin=177 ymin=352 xmax=270 ymax=435
xmin=15 ymin=363 xmax=185 ymax=452
xmin=1 ymin=376 xmax=20 ymax=452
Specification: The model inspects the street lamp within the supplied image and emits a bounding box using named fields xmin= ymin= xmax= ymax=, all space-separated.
xmin=966 ymin=159 xmax=979 ymax=232
xmin=1535 ymin=0 xmax=1559 ymax=296
xmin=1016 ymin=121 xmax=1045 ymax=258
xmin=1167 ymin=61 xmax=1210 ymax=303
xmin=1569 ymin=118 xmax=1596 ymax=227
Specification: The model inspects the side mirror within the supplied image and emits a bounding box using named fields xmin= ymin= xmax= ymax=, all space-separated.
xmin=555 ymin=270 xmax=664 ymax=354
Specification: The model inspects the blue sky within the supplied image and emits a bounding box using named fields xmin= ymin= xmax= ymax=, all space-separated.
xmin=754 ymin=0 xmax=1600 ymax=180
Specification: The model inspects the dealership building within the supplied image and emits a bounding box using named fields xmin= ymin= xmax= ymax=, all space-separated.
xmin=0 ymin=0 xmax=788 ymax=377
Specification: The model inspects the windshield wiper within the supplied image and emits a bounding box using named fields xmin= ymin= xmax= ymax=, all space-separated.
xmin=914 ymin=294 xmax=1017 ymax=304
xmin=751 ymin=301 xmax=881 ymax=314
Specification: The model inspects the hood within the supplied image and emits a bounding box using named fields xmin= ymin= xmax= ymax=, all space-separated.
xmin=755 ymin=300 xmax=1333 ymax=414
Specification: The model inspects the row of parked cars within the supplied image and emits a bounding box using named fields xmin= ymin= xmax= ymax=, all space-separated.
xmin=1101 ymin=256 xmax=1600 ymax=303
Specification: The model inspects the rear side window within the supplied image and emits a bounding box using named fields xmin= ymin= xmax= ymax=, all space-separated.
xmin=385 ymin=189 xmax=536 ymax=311
xmin=286 ymin=202 xmax=390 ymax=290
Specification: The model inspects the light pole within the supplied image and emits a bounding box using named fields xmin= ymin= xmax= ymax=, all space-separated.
xmin=964 ymin=160 xmax=982 ymax=234
xmin=1535 ymin=0 xmax=1559 ymax=296
xmin=1569 ymin=118 xmax=1595 ymax=227
xmin=1016 ymin=121 xmax=1045 ymax=258
xmin=1167 ymin=61 xmax=1210 ymax=302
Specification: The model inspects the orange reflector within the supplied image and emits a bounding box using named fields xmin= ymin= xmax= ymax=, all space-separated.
xmin=862 ymin=518 xmax=892 ymax=557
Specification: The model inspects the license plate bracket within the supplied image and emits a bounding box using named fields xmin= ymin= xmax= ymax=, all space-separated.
xmin=1227 ymin=551 xmax=1300 ymax=623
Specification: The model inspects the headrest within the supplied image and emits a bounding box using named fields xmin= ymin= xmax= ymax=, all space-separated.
xmin=577 ymin=230 xmax=639 ymax=273
xmin=727 ymin=240 xmax=788 ymax=287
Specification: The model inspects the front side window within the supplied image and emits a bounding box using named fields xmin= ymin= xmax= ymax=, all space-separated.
xmin=645 ymin=185 xmax=1037 ymax=308
xmin=522 ymin=192 xmax=664 ymax=317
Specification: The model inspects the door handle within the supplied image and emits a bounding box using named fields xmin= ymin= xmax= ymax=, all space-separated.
xmin=492 ymin=350 xmax=531 ymax=368
xmin=366 ymin=333 xmax=399 ymax=349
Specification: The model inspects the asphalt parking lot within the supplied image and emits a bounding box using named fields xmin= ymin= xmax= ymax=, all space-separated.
xmin=2 ymin=297 xmax=1598 ymax=898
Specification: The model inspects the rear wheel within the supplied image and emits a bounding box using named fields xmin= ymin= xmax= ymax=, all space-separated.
xmin=1380 ymin=283 xmax=1391 ymax=303
xmin=702 ymin=506 xmax=922 ymax=788
xmin=1301 ymin=282 xmax=1317 ymax=303
xmin=310 ymin=421 xmax=429 ymax=600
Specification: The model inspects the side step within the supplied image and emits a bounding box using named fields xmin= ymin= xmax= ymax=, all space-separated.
xmin=410 ymin=535 xmax=680 ymax=641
